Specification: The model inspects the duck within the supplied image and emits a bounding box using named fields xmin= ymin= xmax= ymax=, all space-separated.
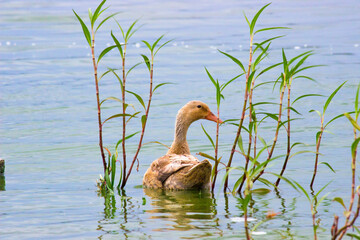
xmin=143 ymin=100 xmax=223 ymax=190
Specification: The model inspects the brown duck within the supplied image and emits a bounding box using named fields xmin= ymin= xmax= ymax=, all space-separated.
xmin=143 ymin=100 xmax=222 ymax=190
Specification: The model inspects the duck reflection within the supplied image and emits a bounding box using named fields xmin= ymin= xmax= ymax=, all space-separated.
xmin=143 ymin=188 xmax=217 ymax=232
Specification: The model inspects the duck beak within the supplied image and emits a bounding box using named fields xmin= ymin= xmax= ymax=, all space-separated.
xmin=205 ymin=112 xmax=223 ymax=124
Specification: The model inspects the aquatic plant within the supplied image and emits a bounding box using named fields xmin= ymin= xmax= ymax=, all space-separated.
xmin=309 ymin=82 xmax=346 ymax=190
xmin=74 ymin=0 xmax=170 ymax=192
xmin=331 ymin=83 xmax=360 ymax=239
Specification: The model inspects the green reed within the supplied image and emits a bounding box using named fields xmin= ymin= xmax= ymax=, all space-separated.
xmin=74 ymin=0 xmax=170 ymax=192
xmin=331 ymin=83 xmax=360 ymax=239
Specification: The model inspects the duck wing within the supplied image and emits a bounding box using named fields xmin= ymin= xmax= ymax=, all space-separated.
xmin=157 ymin=154 xmax=198 ymax=183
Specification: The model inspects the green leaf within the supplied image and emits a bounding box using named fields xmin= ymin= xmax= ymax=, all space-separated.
xmin=108 ymin=68 xmax=123 ymax=88
xmin=141 ymin=115 xmax=147 ymax=128
xmin=141 ymin=54 xmax=151 ymax=72
xmin=126 ymin=90 xmax=146 ymax=110
xmin=253 ymin=35 xmax=285 ymax=53
xmin=218 ymin=50 xmax=246 ymax=73
xmin=251 ymin=188 xmax=271 ymax=195
xmin=126 ymin=62 xmax=142 ymax=78
xmin=333 ymin=197 xmax=347 ymax=209
xmin=103 ymin=113 xmax=133 ymax=125
xmin=154 ymin=39 xmax=173 ymax=56
xmin=309 ymin=109 xmax=322 ymax=118
xmin=142 ymin=40 xmax=152 ymax=51
xmin=232 ymin=175 xmax=244 ymax=193
xmin=198 ymin=152 xmax=216 ymax=162
xmin=115 ymin=131 xmax=140 ymax=151
xmin=346 ymin=233 xmax=360 ymax=239
xmin=282 ymin=49 xmax=288 ymax=75
xmin=292 ymin=94 xmax=323 ymax=105
xmin=250 ymin=3 xmax=271 ymax=35
xmin=95 ymin=12 xmax=120 ymax=33
xmin=125 ymin=19 xmax=140 ymax=40
xmin=73 ymin=10 xmax=92 ymax=47
xmin=221 ymin=74 xmax=243 ymax=91
xmin=355 ymin=83 xmax=360 ymax=114
xmin=257 ymin=62 xmax=282 ymax=78
xmin=153 ymin=82 xmax=173 ymax=93
xmin=111 ymin=31 xmax=123 ymax=58
xmin=288 ymin=106 xmax=302 ymax=115
xmin=253 ymin=43 xmax=271 ymax=68
xmin=292 ymin=180 xmax=310 ymax=201
xmin=237 ymin=135 xmax=245 ymax=154
xmin=125 ymin=111 xmax=141 ymax=125
xmin=97 ymin=45 xmax=116 ymax=64
xmin=205 ymin=67 xmax=216 ymax=87
xmin=351 ymin=137 xmax=360 ymax=160
xmin=100 ymin=96 xmax=123 ymax=106
xmin=151 ymin=34 xmax=164 ymax=51
xmin=293 ymin=75 xmax=317 ymax=82
xmin=255 ymin=26 xmax=290 ymax=35
xmin=323 ymin=81 xmax=346 ymax=113
xmin=201 ymin=124 xmax=215 ymax=150
xmin=344 ymin=112 xmax=360 ymax=131
xmin=319 ymin=162 xmax=336 ymax=173
xmin=88 ymin=9 xmax=93 ymax=21
xmin=110 ymin=155 xmax=116 ymax=188
xmin=104 ymin=168 xmax=112 ymax=190
xmin=293 ymin=64 xmax=325 ymax=75
xmin=91 ymin=0 xmax=106 ymax=27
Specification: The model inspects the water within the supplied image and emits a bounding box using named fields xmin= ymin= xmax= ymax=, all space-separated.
xmin=1 ymin=0 xmax=360 ymax=239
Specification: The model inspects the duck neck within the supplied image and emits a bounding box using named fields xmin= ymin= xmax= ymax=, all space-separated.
xmin=167 ymin=113 xmax=192 ymax=155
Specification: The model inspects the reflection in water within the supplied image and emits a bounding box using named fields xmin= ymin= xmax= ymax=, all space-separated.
xmin=0 ymin=175 xmax=5 ymax=191
xmin=144 ymin=188 xmax=219 ymax=234
xmin=97 ymin=190 xmax=148 ymax=240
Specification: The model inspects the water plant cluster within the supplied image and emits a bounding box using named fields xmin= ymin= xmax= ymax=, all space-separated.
xmin=74 ymin=1 xmax=359 ymax=239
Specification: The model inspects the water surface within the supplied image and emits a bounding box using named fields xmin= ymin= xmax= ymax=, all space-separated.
xmin=1 ymin=0 xmax=360 ymax=239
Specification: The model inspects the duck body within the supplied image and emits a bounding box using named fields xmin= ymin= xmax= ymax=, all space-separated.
xmin=143 ymin=100 xmax=221 ymax=190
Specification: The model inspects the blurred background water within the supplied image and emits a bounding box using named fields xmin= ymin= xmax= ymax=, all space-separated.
xmin=1 ymin=0 xmax=359 ymax=239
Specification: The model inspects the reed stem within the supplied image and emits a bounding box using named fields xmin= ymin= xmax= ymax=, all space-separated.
xmin=91 ymin=27 xmax=107 ymax=173
xmin=224 ymin=34 xmax=253 ymax=192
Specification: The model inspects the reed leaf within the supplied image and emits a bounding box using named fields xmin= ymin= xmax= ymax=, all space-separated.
xmin=97 ymin=45 xmax=116 ymax=64
xmin=126 ymin=62 xmax=142 ymax=78
xmin=115 ymin=131 xmax=140 ymax=151
xmin=319 ymin=161 xmax=336 ymax=173
xmin=103 ymin=113 xmax=133 ymax=125
xmin=141 ymin=115 xmax=147 ymax=128
xmin=323 ymin=81 xmax=346 ymax=113
xmin=111 ymin=31 xmax=123 ymax=58
xmin=141 ymin=54 xmax=151 ymax=72
xmin=125 ymin=19 xmax=140 ymax=41
xmin=255 ymin=26 xmax=290 ymax=34
xmin=292 ymin=94 xmax=323 ymax=105
xmin=73 ymin=10 xmax=91 ymax=47
xmin=218 ymin=50 xmax=246 ymax=73
xmin=201 ymin=124 xmax=215 ymax=150
xmin=351 ymin=137 xmax=360 ymax=159
xmin=153 ymin=82 xmax=172 ymax=93
xmin=220 ymin=74 xmax=243 ymax=91
xmin=333 ymin=197 xmax=347 ymax=209
xmin=126 ymin=90 xmax=146 ymax=110
xmin=155 ymin=39 xmax=173 ymax=56
xmin=250 ymin=3 xmax=271 ymax=35
xmin=91 ymin=0 xmax=106 ymax=27
xmin=96 ymin=12 xmax=120 ymax=33
xmin=142 ymin=40 xmax=152 ymax=51
xmin=344 ymin=113 xmax=360 ymax=131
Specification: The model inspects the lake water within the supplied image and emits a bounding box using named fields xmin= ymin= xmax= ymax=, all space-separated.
xmin=1 ymin=0 xmax=360 ymax=239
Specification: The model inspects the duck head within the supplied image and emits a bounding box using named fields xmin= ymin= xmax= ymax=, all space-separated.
xmin=167 ymin=100 xmax=223 ymax=155
xmin=177 ymin=100 xmax=223 ymax=125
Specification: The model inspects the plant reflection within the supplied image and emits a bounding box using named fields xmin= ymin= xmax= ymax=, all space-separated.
xmin=143 ymin=188 xmax=219 ymax=234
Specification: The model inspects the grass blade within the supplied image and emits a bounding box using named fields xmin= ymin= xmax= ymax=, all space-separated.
xmin=97 ymin=45 xmax=116 ymax=64
xmin=201 ymin=124 xmax=215 ymax=150
xmin=323 ymin=81 xmax=346 ymax=113
xmin=73 ymin=10 xmax=92 ymax=47
xmin=218 ymin=50 xmax=246 ymax=73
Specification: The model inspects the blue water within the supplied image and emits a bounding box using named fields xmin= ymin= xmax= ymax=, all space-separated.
xmin=1 ymin=0 xmax=360 ymax=239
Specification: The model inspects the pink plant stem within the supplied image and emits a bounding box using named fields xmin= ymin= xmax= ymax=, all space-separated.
xmin=224 ymin=34 xmax=254 ymax=192
xmin=121 ymin=43 xmax=127 ymax=185
xmin=122 ymin=54 xmax=154 ymax=188
xmin=91 ymin=28 xmax=106 ymax=173
xmin=275 ymin=85 xmax=291 ymax=186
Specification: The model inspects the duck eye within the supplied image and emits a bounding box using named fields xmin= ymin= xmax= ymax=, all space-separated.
xmin=197 ymin=105 xmax=202 ymax=108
